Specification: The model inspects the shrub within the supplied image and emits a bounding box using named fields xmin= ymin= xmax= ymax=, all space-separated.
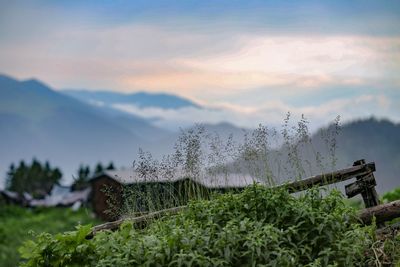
xmin=382 ymin=187 xmax=400 ymax=203
xmin=20 ymin=186 xmax=376 ymax=267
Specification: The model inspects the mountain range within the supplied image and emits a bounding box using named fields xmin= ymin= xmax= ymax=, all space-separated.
xmin=0 ymin=74 xmax=238 ymax=185
xmin=62 ymin=89 xmax=200 ymax=109
xmin=0 ymin=74 xmax=166 ymax=184
xmin=0 ymin=74 xmax=399 ymax=193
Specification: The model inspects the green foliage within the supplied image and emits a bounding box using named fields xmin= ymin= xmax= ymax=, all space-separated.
xmin=6 ymin=159 xmax=62 ymax=198
xmin=72 ymin=162 xmax=115 ymax=191
xmin=382 ymin=187 xmax=400 ymax=203
xmin=94 ymin=163 xmax=105 ymax=176
xmin=0 ymin=205 xmax=97 ymax=267
xmin=20 ymin=186 xmax=378 ymax=266
xmin=71 ymin=165 xmax=91 ymax=191
xmin=106 ymin=162 xmax=115 ymax=171
xmin=381 ymin=187 xmax=400 ymax=227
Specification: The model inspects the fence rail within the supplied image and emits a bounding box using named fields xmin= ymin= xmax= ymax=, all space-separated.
xmin=276 ymin=162 xmax=375 ymax=193
xmin=88 ymin=159 xmax=399 ymax=238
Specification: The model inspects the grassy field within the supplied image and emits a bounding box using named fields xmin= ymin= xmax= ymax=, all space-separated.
xmin=0 ymin=205 xmax=99 ymax=267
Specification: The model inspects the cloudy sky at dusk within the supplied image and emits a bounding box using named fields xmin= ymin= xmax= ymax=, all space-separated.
xmin=1 ymin=0 xmax=399 ymax=130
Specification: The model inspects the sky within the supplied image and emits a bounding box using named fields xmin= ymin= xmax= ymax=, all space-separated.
xmin=0 ymin=0 xmax=399 ymax=130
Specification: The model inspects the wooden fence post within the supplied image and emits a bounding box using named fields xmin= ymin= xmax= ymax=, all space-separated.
xmin=345 ymin=159 xmax=380 ymax=208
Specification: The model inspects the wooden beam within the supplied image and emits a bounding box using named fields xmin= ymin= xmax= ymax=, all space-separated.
xmin=345 ymin=174 xmax=376 ymax=198
xmin=358 ymin=200 xmax=400 ymax=225
xmin=351 ymin=159 xmax=380 ymax=208
xmin=87 ymin=206 xmax=186 ymax=239
xmin=277 ymin=162 xmax=375 ymax=193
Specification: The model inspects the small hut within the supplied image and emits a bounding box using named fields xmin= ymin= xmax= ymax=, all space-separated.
xmin=90 ymin=169 xmax=261 ymax=221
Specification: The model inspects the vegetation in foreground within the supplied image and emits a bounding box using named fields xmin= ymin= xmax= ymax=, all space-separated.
xmin=0 ymin=205 xmax=97 ymax=267
xmin=19 ymin=186 xmax=400 ymax=267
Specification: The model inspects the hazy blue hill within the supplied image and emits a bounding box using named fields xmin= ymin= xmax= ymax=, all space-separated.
xmin=333 ymin=118 xmax=400 ymax=192
xmin=110 ymin=114 xmax=170 ymax=141
xmin=0 ymin=74 xmax=147 ymax=138
xmin=224 ymin=117 xmax=400 ymax=194
xmin=0 ymin=74 xmax=168 ymax=183
xmin=304 ymin=118 xmax=400 ymax=193
xmin=62 ymin=89 xmax=201 ymax=109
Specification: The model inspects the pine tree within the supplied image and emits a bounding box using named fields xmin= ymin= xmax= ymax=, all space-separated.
xmin=106 ymin=162 xmax=115 ymax=170
xmin=71 ymin=165 xmax=91 ymax=191
xmin=94 ymin=163 xmax=104 ymax=176
xmin=6 ymin=159 xmax=62 ymax=198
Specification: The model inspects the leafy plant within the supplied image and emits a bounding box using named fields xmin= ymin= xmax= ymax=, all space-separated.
xmin=20 ymin=186 xmax=380 ymax=267
xmin=382 ymin=187 xmax=400 ymax=203
xmin=0 ymin=205 xmax=97 ymax=267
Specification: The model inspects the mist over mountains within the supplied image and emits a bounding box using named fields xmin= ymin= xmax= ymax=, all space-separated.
xmin=0 ymin=74 xmax=399 ymax=193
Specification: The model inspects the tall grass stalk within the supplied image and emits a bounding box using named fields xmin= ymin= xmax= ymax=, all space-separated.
xmin=106 ymin=115 xmax=342 ymax=219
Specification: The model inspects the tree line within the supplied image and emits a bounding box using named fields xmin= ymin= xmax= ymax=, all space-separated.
xmin=5 ymin=159 xmax=115 ymax=198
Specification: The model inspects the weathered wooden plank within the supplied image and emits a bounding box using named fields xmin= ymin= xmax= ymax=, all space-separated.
xmin=352 ymin=159 xmax=380 ymax=208
xmin=277 ymin=162 xmax=376 ymax=193
xmin=359 ymin=200 xmax=400 ymax=225
xmin=345 ymin=174 xmax=376 ymax=198
xmin=87 ymin=206 xmax=186 ymax=239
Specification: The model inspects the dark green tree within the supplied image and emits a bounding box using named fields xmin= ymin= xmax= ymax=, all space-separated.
xmin=71 ymin=165 xmax=91 ymax=191
xmin=94 ymin=163 xmax=104 ymax=176
xmin=106 ymin=162 xmax=115 ymax=170
xmin=6 ymin=159 xmax=62 ymax=198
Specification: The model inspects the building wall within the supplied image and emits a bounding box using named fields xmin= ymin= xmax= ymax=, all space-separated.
xmin=91 ymin=176 xmax=123 ymax=221
xmin=90 ymin=176 xmax=243 ymax=221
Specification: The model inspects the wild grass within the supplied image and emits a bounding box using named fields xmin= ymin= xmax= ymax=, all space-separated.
xmin=107 ymin=114 xmax=343 ymax=219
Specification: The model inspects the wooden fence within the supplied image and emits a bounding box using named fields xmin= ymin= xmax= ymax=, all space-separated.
xmin=87 ymin=159 xmax=400 ymax=238
xmin=279 ymin=159 xmax=380 ymax=208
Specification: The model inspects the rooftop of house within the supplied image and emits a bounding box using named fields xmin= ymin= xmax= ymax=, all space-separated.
xmin=91 ymin=168 xmax=265 ymax=189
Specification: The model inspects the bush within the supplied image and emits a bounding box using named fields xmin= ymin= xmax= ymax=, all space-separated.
xmin=20 ymin=186 xmax=377 ymax=267
xmin=382 ymin=187 xmax=400 ymax=203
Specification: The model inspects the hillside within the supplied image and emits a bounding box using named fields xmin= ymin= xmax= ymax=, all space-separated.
xmin=329 ymin=118 xmax=400 ymax=193
xmin=0 ymin=74 xmax=167 ymax=183
xmin=274 ymin=118 xmax=400 ymax=193
xmin=0 ymin=75 xmax=249 ymax=185
xmin=222 ymin=118 xmax=400 ymax=194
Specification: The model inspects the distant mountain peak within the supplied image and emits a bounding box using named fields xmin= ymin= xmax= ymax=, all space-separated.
xmin=0 ymin=74 xmax=55 ymax=96
xmin=21 ymin=78 xmax=54 ymax=92
xmin=62 ymin=89 xmax=201 ymax=110
xmin=0 ymin=73 xmax=16 ymax=81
